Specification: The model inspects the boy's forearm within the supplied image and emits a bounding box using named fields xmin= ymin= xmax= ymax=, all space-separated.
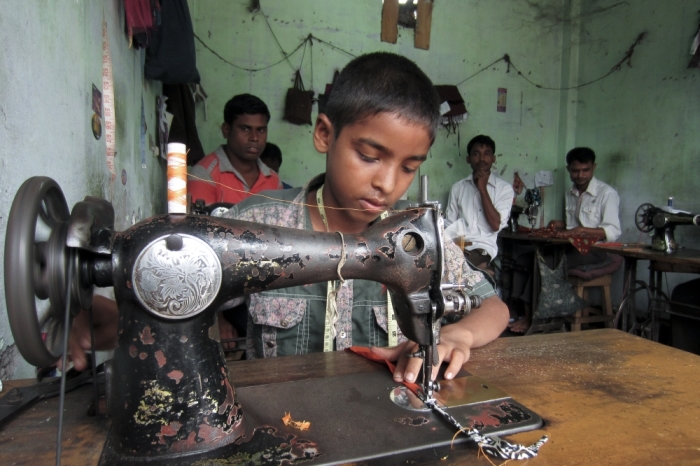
xmin=450 ymin=296 xmax=509 ymax=348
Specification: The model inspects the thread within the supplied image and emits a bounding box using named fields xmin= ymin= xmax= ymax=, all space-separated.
xmin=187 ymin=172 xmax=386 ymax=213
xmin=167 ymin=143 xmax=188 ymax=213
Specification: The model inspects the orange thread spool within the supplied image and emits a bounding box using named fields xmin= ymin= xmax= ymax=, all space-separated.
xmin=167 ymin=143 xmax=187 ymax=213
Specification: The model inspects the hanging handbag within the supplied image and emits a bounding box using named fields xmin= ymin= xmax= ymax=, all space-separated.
xmin=283 ymin=70 xmax=314 ymax=125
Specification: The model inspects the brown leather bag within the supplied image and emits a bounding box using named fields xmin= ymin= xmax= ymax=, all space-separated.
xmin=283 ymin=71 xmax=314 ymax=125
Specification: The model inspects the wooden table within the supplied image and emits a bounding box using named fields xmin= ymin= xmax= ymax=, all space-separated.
xmin=2 ymin=330 xmax=700 ymax=465
xmin=593 ymin=244 xmax=700 ymax=340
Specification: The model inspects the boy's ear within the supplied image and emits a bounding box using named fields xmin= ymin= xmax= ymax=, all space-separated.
xmin=221 ymin=122 xmax=230 ymax=139
xmin=313 ymin=114 xmax=335 ymax=153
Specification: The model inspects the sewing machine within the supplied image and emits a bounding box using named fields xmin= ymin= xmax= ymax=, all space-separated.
xmin=508 ymin=205 xmax=524 ymax=233
xmin=524 ymin=188 xmax=541 ymax=229
xmin=3 ymin=176 xmax=542 ymax=464
xmin=635 ymin=203 xmax=700 ymax=253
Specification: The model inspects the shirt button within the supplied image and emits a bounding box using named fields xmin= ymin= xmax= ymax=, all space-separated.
xmin=339 ymin=331 xmax=347 ymax=339
xmin=281 ymin=318 xmax=290 ymax=327
xmin=266 ymin=341 xmax=275 ymax=348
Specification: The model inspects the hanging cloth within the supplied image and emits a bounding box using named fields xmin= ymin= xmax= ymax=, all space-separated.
xmin=145 ymin=0 xmax=200 ymax=83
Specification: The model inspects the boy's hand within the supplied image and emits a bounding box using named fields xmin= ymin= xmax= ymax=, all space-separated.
xmin=58 ymin=295 xmax=119 ymax=372
xmin=217 ymin=311 xmax=238 ymax=350
xmin=370 ymin=325 xmax=474 ymax=383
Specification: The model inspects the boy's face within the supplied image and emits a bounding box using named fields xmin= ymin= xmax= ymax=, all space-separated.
xmin=567 ymin=160 xmax=596 ymax=192
xmin=313 ymin=112 xmax=431 ymax=227
xmin=467 ymin=143 xmax=495 ymax=174
xmin=221 ymin=113 xmax=268 ymax=163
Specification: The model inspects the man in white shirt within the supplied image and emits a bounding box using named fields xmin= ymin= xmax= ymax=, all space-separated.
xmin=510 ymin=147 xmax=620 ymax=333
xmin=548 ymin=147 xmax=621 ymax=257
xmin=445 ymin=135 xmax=514 ymax=275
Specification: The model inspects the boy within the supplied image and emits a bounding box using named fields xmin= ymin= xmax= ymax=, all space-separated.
xmin=188 ymin=94 xmax=283 ymax=205
xmin=223 ymin=52 xmax=508 ymax=383
xmin=66 ymin=53 xmax=509 ymax=384
xmin=445 ymin=135 xmax=514 ymax=276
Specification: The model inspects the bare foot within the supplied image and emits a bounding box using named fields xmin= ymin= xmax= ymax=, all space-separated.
xmin=508 ymin=317 xmax=531 ymax=334
xmin=217 ymin=311 xmax=238 ymax=350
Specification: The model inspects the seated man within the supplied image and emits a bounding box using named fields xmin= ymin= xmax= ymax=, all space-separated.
xmin=188 ymin=93 xmax=283 ymax=205
xmin=259 ymin=142 xmax=293 ymax=189
xmin=445 ymin=135 xmax=514 ymax=275
xmin=509 ymin=146 xmax=621 ymax=332
xmin=65 ymin=52 xmax=509 ymax=385
xmin=548 ymin=146 xmax=621 ymax=259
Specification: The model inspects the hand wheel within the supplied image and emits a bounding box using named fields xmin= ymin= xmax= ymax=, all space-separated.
xmin=4 ymin=177 xmax=77 ymax=367
xmin=634 ymin=203 xmax=655 ymax=233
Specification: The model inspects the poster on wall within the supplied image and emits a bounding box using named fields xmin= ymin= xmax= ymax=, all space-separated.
xmin=497 ymin=88 xmax=507 ymax=113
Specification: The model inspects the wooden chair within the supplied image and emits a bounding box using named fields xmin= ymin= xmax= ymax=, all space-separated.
xmin=567 ymin=254 xmax=623 ymax=331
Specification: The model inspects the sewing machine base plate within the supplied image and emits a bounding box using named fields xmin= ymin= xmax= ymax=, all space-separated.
xmin=99 ymin=370 xmax=542 ymax=465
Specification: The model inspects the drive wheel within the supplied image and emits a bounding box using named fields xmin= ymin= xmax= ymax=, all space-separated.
xmin=4 ymin=177 xmax=75 ymax=367
xmin=634 ymin=203 xmax=655 ymax=233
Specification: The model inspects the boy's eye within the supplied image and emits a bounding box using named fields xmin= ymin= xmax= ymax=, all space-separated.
xmin=359 ymin=153 xmax=378 ymax=162
xmin=402 ymin=165 xmax=417 ymax=174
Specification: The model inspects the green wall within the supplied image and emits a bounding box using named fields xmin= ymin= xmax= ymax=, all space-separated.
xmin=575 ymin=0 xmax=700 ymax=246
xmin=189 ymin=0 xmax=570 ymax=218
xmin=573 ymin=0 xmax=700 ymax=293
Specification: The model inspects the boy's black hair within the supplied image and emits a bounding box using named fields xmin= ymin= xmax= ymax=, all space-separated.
xmin=223 ymin=94 xmax=270 ymax=125
xmin=260 ymin=142 xmax=282 ymax=166
xmin=566 ymin=147 xmax=596 ymax=165
xmin=323 ymin=52 xmax=440 ymax=140
xmin=467 ymin=135 xmax=496 ymax=155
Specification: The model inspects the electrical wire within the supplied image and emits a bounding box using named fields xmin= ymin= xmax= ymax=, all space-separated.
xmin=457 ymin=32 xmax=647 ymax=91
xmin=257 ymin=6 xmax=296 ymax=71
xmin=55 ymin=267 xmax=74 ymax=466
xmin=193 ymin=9 xmax=645 ymax=92
xmin=194 ymin=33 xmax=308 ymax=72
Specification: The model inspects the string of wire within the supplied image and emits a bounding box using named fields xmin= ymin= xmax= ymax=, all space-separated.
xmin=188 ymin=173 xmax=391 ymax=213
xmin=195 ymin=4 xmax=646 ymax=93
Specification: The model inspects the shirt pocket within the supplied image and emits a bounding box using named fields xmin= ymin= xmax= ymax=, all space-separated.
xmin=249 ymin=296 xmax=306 ymax=329
xmin=581 ymin=204 xmax=601 ymax=223
xmin=372 ymin=305 xmax=389 ymax=332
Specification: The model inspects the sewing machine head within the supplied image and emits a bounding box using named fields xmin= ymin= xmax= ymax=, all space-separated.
xmin=635 ymin=203 xmax=700 ymax=253
xmin=508 ymin=205 xmax=524 ymax=233
xmin=4 ymin=176 xmax=479 ymax=464
xmin=524 ymin=188 xmax=541 ymax=229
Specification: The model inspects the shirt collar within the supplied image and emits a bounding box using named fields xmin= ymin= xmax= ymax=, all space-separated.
xmin=214 ymin=145 xmax=273 ymax=177
xmin=569 ymin=176 xmax=600 ymax=197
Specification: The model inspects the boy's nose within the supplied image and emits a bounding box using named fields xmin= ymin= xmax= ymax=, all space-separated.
xmin=372 ymin=168 xmax=396 ymax=194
